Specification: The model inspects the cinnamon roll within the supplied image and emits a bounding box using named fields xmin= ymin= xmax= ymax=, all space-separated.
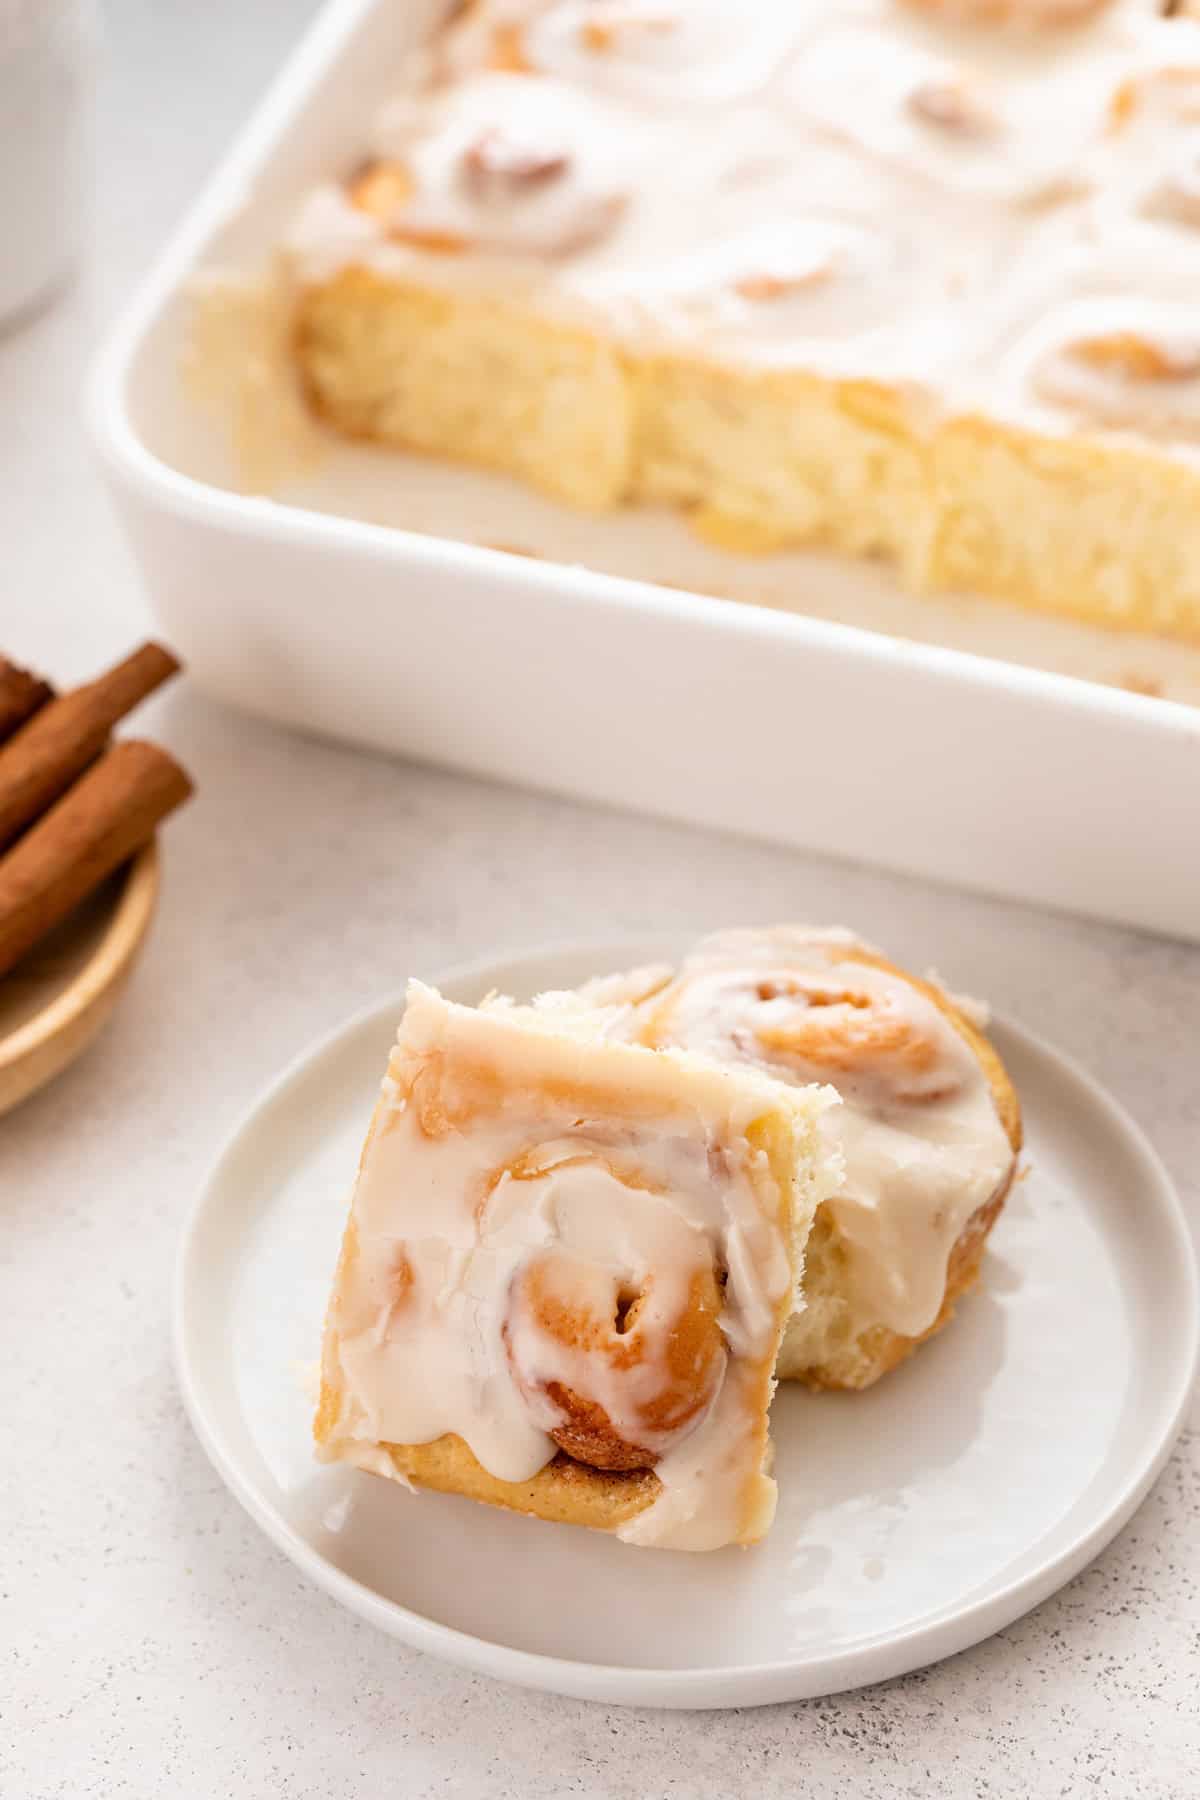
xmin=315 ymin=981 xmax=840 ymax=1549
xmin=569 ymin=927 xmax=1021 ymax=1391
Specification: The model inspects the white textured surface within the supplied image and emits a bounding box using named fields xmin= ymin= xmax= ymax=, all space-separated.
xmin=1 ymin=2 xmax=1198 ymax=1794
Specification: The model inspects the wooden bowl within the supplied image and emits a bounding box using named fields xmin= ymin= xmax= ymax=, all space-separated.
xmin=0 ymin=839 xmax=160 ymax=1117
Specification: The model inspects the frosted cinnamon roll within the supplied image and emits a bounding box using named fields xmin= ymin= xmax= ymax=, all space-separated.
xmin=343 ymin=73 xmax=631 ymax=259
xmin=316 ymin=982 xmax=839 ymax=1549
xmin=1010 ymin=296 xmax=1200 ymax=439
xmin=779 ymin=23 xmax=1111 ymax=210
xmin=572 ymin=927 xmax=1021 ymax=1391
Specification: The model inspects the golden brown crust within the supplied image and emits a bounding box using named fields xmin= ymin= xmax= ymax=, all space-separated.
xmin=378 ymin=1434 xmax=661 ymax=1529
xmin=541 ymin=1386 xmax=657 ymax=1471
xmin=786 ymin=947 xmax=1021 ymax=1391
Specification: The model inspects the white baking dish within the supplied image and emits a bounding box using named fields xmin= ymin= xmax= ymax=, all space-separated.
xmin=89 ymin=0 xmax=1200 ymax=942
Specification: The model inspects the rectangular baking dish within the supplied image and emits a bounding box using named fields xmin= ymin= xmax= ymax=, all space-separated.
xmin=89 ymin=0 xmax=1200 ymax=942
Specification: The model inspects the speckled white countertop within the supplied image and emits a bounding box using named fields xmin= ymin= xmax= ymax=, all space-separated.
xmin=2 ymin=4 xmax=1198 ymax=1795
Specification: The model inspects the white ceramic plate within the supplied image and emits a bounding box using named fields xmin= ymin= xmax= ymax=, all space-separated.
xmin=174 ymin=941 xmax=1199 ymax=1709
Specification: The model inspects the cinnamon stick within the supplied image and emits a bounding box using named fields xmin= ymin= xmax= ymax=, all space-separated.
xmin=0 ymin=641 xmax=181 ymax=853
xmin=0 ymin=657 xmax=54 ymax=745
xmin=0 ymin=740 xmax=193 ymax=981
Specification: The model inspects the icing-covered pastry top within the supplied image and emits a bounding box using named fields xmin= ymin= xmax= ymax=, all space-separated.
xmin=289 ymin=0 xmax=1200 ymax=453
xmin=574 ymin=928 xmax=1017 ymax=1343
xmin=319 ymin=981 xmax=839 ymax=1549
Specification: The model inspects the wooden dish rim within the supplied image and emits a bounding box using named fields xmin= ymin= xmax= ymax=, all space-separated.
xmin=0 ymin=837 xmax=161 ymax=1073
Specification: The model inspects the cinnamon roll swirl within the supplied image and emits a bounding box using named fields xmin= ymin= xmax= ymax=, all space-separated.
xmin=316 ymin=981 xmax=840 ymax=1549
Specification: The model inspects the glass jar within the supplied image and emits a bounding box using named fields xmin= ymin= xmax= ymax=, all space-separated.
xmin=0 ymin=0 xmax=99 ymax=327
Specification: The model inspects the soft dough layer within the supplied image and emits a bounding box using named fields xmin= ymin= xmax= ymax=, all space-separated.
xmin=315 ymin=982 xmax=840 ymax=1550
xmin=295 ymin=267 xmax=1200 ymax=639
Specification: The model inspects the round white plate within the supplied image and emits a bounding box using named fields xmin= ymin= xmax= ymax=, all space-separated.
xmin=175 ymin=940 xmax=1199 ymax=1709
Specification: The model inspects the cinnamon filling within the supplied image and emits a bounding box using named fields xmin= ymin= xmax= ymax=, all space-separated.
xmin=505 ymin=1252 xmax=726 ymax=1472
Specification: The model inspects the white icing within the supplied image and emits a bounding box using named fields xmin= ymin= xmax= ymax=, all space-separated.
xmin=322 ymin=981 xmax=838 ymax=1550
xmin=520 ymin=0 xmax=809 ymax=106
xmin=615 ymin=1359 xmax=768 ymax=1550
xmin=286 ymin=0 xmax=1200 ymax=454
xmin=619 ymin=927 xmax=1015 ymax=1343
xmin=371 ymin=75 xmax=632 ymax=255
